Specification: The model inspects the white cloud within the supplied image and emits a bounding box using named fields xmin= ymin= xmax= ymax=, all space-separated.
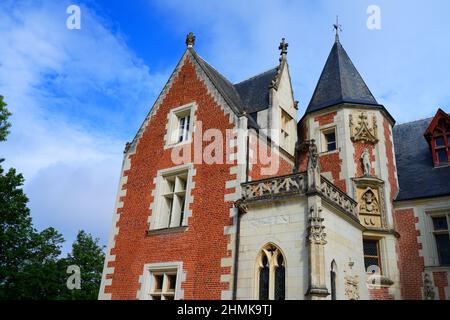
xmin=0 ymin=1 xmax=163 ymax=250
xmin=151 ymin=0 xmax=450 ymax=123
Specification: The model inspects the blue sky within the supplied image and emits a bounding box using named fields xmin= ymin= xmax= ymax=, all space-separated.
xmin=1 ymin=0 xmax=449 ymax=252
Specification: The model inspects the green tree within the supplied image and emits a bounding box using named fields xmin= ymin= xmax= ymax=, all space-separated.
xmin=9 ymin=228 xmax=66 ymax=300
xmin=64 ymin=230 xmax=105 ymax=300
xmin=0 ymin=165 xmax=34 ymax=299
xmin=0 ymin=95 xmax=11 ymax=142
xmin=0 ymin=95 xmax=105 ymax=300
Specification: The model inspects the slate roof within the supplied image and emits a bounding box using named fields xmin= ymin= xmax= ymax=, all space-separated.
xmin=307 ymin=40 xmax=380 ymax=113
xmin=393 ymin=118 xmax=450 ymax=201
xmin=234 ymin=68 xmax=278 ymax=114
xmin=189 ymin=48 xmax=278 ymax=129
xmin=189 ymin=49 xmax=246 ymax=117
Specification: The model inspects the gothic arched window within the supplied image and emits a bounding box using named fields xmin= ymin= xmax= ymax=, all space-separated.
xmin=256 ymin=244 xmax=286 ymax=300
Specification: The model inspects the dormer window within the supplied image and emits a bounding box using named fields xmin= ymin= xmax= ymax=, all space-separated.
xmin=165 ymin=103 xmax=196 ymax=148
xmin=424 ymin=109 xmax=450 ymax=167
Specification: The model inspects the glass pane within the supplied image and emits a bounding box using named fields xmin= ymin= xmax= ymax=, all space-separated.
xmin=259 ymin=267 xmax=269 ymax=300
xmin=327 ymin=142 xmax=337 ymax=151
xmin=435 ymin=137 xmax=445 ymax=147
xmin=437 ymin=149 xmax=447 ymax=164
xmin=325 ymin=132 xmax=336 ymax=151
xmin=363 ymin=240 xmax=379 ymax=256
xmin=154 ymin=275 xmax=163 ymax=292
xmin=167 ymin=274 xmax=177 ymax=291
xmin=433 ymin=217 xmax=448 ymax=231
xmin=274 ymin=265 xmax=285 ymax=300
xmin=178 ymin=196 xmax=185 ymax=226
xmin=435 ymin=234 xmax=450 ymax=265
xmin=326 ymin=132 xmax=336 ymax=143
xmin=364 ymin=257 xmax=380 ymax=271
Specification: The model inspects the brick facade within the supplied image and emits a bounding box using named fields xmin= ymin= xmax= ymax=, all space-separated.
xmin=393 ymin=208 xmax=424 ymax=300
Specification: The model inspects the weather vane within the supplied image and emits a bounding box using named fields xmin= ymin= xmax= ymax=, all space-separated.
xmin=333 ymin=15 xmax=342 ymax=42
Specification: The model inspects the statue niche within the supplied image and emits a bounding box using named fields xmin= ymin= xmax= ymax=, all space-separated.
xmin=358 ymin=189 xmax=382 ymax=228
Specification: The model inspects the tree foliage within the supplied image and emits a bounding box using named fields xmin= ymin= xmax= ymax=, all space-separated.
xmin=0 ymin=96 xmax=105 ymax=300
xmin=0 ymin=95 xmax=11 ymax=142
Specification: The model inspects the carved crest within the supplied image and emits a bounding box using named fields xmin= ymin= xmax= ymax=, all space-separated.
xmin=349 ymin=112 xmax=378 ymax=144
xmin=423 ymin=273 xmax=435 ymax=300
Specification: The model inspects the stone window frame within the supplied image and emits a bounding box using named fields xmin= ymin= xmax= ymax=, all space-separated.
xmin=280 ymin=107 xmax=294 ymax=152
xmin=164 ymin=102 xmax=197 ymax=149
xmin=319 ymin=125 xmax=339 ymax=154
xmin=254 ymin=243 xmax=286 ymax=300
xmin=425 ymin=209 xmax=450 ymax=267
xmin=148 ymin=163 xmax=195 ymax=231
xmin=362 ymin=237 xmax=383 ymax=275
xmin=138 ymin=262 xmax=184 ymax=300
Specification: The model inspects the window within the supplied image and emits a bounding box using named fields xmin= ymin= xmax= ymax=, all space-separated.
xmin=330 ymin=261 xmax=337 ymax=300
xmin=430 ymin=118 xmax=450 ymax=167
xmin=322 ymin=128 xmax=337 ymax=152
xmin=159 ymin=171 xmax=188 ymax=229
xmin=280 ymin=109 xmax=293 ymax=151
xmin=148 ymin=270 xmax=178 ymax=300
xmin=363 ymin=239 xmax=382 ymax=274
xmin=432 ymin=216 xmax=450 ymax=266
xmin=257 ymin=244 xmax=285 ymax=300
xmin=177 ymin=114 xmax=191 ymax=143
xmin=166 ymin=104 xmax=194 ymax=147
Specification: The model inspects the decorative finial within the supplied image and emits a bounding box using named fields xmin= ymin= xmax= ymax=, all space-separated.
xmin=278 ymin=37 xmax=288 ymax=59
xmin=333 ymin=16 xmax=342 ymax=42
xmin=186 ymin=32 xmax=196 ymax=48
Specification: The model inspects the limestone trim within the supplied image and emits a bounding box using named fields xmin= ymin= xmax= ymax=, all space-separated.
xmin=148 ymin=163 xmax=196 ymax=230
xmin=136 ymin=261 xmax=186 ymax=300
xmin=98 ymin=153 xmax=131 ymax=300
xmin=163 ymin=102 xmax=198 ymax=150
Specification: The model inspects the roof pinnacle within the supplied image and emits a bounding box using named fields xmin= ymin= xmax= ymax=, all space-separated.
xmin=278 ymin=38 xmax=288 ymax=60
xmin=186 ymin=32 xmax=196 ymax=48
xmin=333 ymin=16 xmax=342 ymax=42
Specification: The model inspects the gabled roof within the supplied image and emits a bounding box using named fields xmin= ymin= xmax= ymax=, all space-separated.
xmin=394 ymin=116 xmax=450 ymax=201
xmin=424 ymin=108 xmax=450 ymax=141
xmin=306 ymin=39 xmax=380 ymax=113
xmin=234 ymin=68 xmax=278 ymax=114
xmin=188 ymin=48 xmax=260 ymax=129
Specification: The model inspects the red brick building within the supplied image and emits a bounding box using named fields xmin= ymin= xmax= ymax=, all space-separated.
xmin=99 ymin=32 xmax=450 ymax=300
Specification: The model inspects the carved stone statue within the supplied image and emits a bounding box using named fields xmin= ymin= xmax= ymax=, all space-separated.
xmin=361 ymin=148 xmax=371 ymax=176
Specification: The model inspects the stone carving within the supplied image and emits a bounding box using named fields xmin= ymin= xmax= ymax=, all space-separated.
xmin=360 ymin=189 xmax=380 ymax=215
xmin=308 ymin=204 xmax=327 ymax=245
xmin=307 ymin=139 xmax=320 ymax=170
xmin=241 ymin=173 xmax=306 ymax=201
xmin=353 ymin=177 xmax=386 ymax=229
xmin=361 ymin=148 xmax=371 ymax=176
xmin=350 ymin=112 xmax=378 ymax=144
xmin=423 ymin=273 xmax=435 ymax=300
xmin=185 ymin=32 xmax=196 ymax=47
xmin=124 ymin=142 xmax=132 ymax=154
xmin=278 ymin=38 xmax=288 ymax=57
xmin=344 ymin=259 xmax=360 ymax=300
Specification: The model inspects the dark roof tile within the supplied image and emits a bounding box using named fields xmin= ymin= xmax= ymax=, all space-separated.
xmin=394 ymin=118 xmax=450 ymax=201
